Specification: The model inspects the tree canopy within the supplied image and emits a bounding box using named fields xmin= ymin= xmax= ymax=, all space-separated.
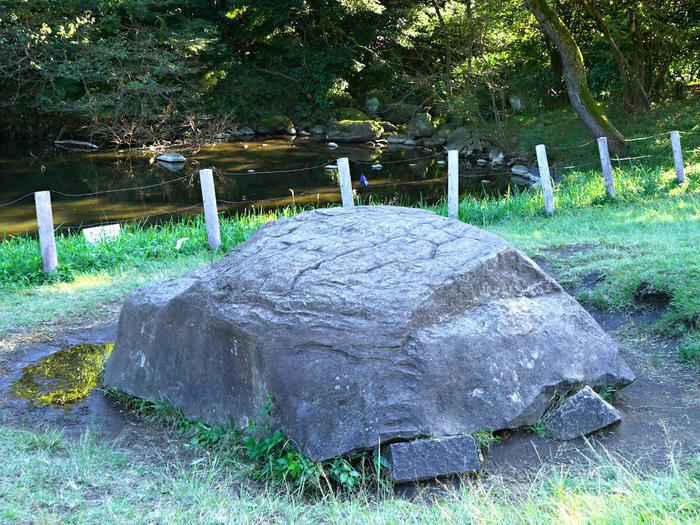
xmin=0 ymin=0 xmax=697 ymax=144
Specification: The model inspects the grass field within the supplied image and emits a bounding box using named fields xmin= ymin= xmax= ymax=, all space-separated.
xmin=1 ymin=99 xmax=699 ymax=523
xmin=0 ymin=425 xmax=697 ymax=524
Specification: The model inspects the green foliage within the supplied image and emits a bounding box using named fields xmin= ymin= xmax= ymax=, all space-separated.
xmin=0 ymin=0 xmax=697 ymax=139
xmin=471 ymin=430 xmax=502 ymax=452
xmin=597 ymin=387 xmax=618 ymax=403
xmin=678 ymin=340 xmax=700 ymax=369
xmin=527 ymin=419 xmax=547 ymax=438
xmin=105 ymin=389 xmax=389 ymax=493
xmin=0 ymin=212 xmax=274 ymax=288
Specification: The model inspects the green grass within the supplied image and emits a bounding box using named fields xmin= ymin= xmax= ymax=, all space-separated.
xmin=0 ymin=425 xmax=697 ymax=524
xmin=2 ymin=161 xmax=698 ymax=346
xmin=503 ymin=93 xmax=700 ymax=169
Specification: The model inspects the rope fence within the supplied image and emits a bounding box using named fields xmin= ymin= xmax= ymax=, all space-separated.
xmin=2 ymin=126 xmax=696 ymax=274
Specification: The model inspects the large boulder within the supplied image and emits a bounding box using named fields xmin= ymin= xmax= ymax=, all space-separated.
xmin=255 ymin=115 xmax=296 ymax=135
xmin=384 ymin=102 xmax=420 ymax=124
xmin=103 ymin=206 xmax=634 ymax=461
xmin=407 ymin=112 xmax=436 ymax=138
xmin=334 ymin=107 xmax=370 ymax=121
xmin=326 ymin=120 xmax=383 ymax=142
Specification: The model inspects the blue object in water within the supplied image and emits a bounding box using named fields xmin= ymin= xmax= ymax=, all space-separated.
xmin=360 ymin=173 xmax=369 ymax=188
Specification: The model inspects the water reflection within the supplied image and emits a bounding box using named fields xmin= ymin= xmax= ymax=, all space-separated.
xmin=0 ymin=138 xmax=516 ymax=236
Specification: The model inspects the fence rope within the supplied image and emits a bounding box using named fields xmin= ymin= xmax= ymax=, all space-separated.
xmin=349 ymin=152 xmax=442 ymax=165
xmin=0 ymin=192 xmax=35 ymax=208
xmin=51 ymin=171 xmax=197 ymax=198
xmin=214 ymin=159 xmax=336 ymax=176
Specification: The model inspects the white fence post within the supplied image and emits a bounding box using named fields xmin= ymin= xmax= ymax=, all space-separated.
xmin=199 ymin=169 xmax=221 ymax=249
xmin=447 ymin=150 xmax=459 ymax=218
xmin=670 ymin=131 xmax=685 ymax=183
xmin=34 ymin=191 xmax=58 ymax=273
xmin=337 ymin=157 xmax=354 ymax=207
xmin=535 ymin=144 xmax=555 ymax=214
xmin=596 ymin=137 xmax=616 ymax=198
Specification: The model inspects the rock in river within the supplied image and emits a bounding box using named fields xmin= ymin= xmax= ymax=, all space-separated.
xmin=103 ymin=206 xmax=634 ymax=461
xmin=156 ymin=152 xmax=186 ymax=164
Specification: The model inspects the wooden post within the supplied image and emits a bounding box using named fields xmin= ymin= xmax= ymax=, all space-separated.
xmin=535 ymin=144 xmax=555 ymax=214
xmin=199 ymin=169 xmax=221 ymax=249
xmin=670 ymin=131 xmax=685 ymax=183
xmin=596 ymin=137 xmax=616 ymax=198
xmin=34 ymin=191 xmax=58 ymax=273
xmin=337 ymin=157 xmax=354 ymax=207
xmin=447 ymin=150 xmax=459 ymax=218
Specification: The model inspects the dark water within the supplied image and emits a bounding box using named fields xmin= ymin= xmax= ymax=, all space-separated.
xmin=0 ymin=137 xmax=515 ymax=236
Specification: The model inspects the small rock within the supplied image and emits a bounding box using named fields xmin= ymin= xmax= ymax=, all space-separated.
xmin=545 ymin=386 xmax=622 ymax=440
xmin=299 ymin=130 xmax=312 ymax=137
xmin=422 ymin=137 xmax=446 ymax=147
xmin=511 ymin=164 xmax=529 ymax=176
xmin=247 ymin=169 xmax=255 ymax=173
xmin=156 ymin=152 xmax=186 ymax=164
xmin=365 ymin=95 xmax=380 ymax=113
xmin=436 ymin=160 xmax=446 ymax=167
xmin=386 ymin=134 xmax=409 ymax=144
xmin=235 ymin=126 xmax=255 ymax=136
xmin=386 ymin=435 xmax=480 ymax=483
xmin=509 ymin=96 xmax=524 ymax=111
xmin=408 ymin=163 xmax=419 ymax=168
xmin=371 ymin=163 xmax=383 ymax=170
xmin=476 ymin=159 xmax=488 ymax=166
xmin=407 ymin=112 xmax=436 ymax=138
xmin=327 ymin=142 xmax=338 ymax=149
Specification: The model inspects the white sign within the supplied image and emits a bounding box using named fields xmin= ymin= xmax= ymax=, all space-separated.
xmin=83 ymin=224 xmax=121 ymax=245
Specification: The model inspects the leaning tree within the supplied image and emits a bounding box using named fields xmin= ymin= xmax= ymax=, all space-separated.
xmin=526 ymin=0 xmax=626 ymax=151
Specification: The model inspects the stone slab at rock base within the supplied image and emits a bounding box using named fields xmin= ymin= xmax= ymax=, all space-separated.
xmin=387 ymin=435 xmax=480 ymax=483
xmin=545 ymin=386 xmax=622 ymax=440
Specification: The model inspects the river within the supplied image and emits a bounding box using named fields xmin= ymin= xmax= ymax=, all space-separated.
xmin=0 ymin=137 xmax=516 ymax=237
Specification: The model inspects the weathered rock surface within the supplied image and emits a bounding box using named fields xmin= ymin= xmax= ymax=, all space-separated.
xmin=384 ymin=102 xmax=420 ymax=124
xmin=387 ymin=435 xmax=480 ymax=483
xmin=103 ymin=206 xmax=634 ymax=461
xmin=326 ymin=120 xmax=382 ymax=142
xmin=511 ymin=164 xmax=530 ymax=176
xmin=545 ymin=386 xmax=622 ymax=440
xmin=407 ymin=112 xmax=435 ymax=138
xmin=255 ymin=115 xmax=295 ymax=135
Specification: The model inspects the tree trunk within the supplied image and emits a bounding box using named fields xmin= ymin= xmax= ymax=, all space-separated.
xmin=526 ymin=0 xmax=626 ymax=151
xmin=431 ymin=0 xmax=453 ymax=104
xmin=578 ymin=0 xmax=650 ymax=111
